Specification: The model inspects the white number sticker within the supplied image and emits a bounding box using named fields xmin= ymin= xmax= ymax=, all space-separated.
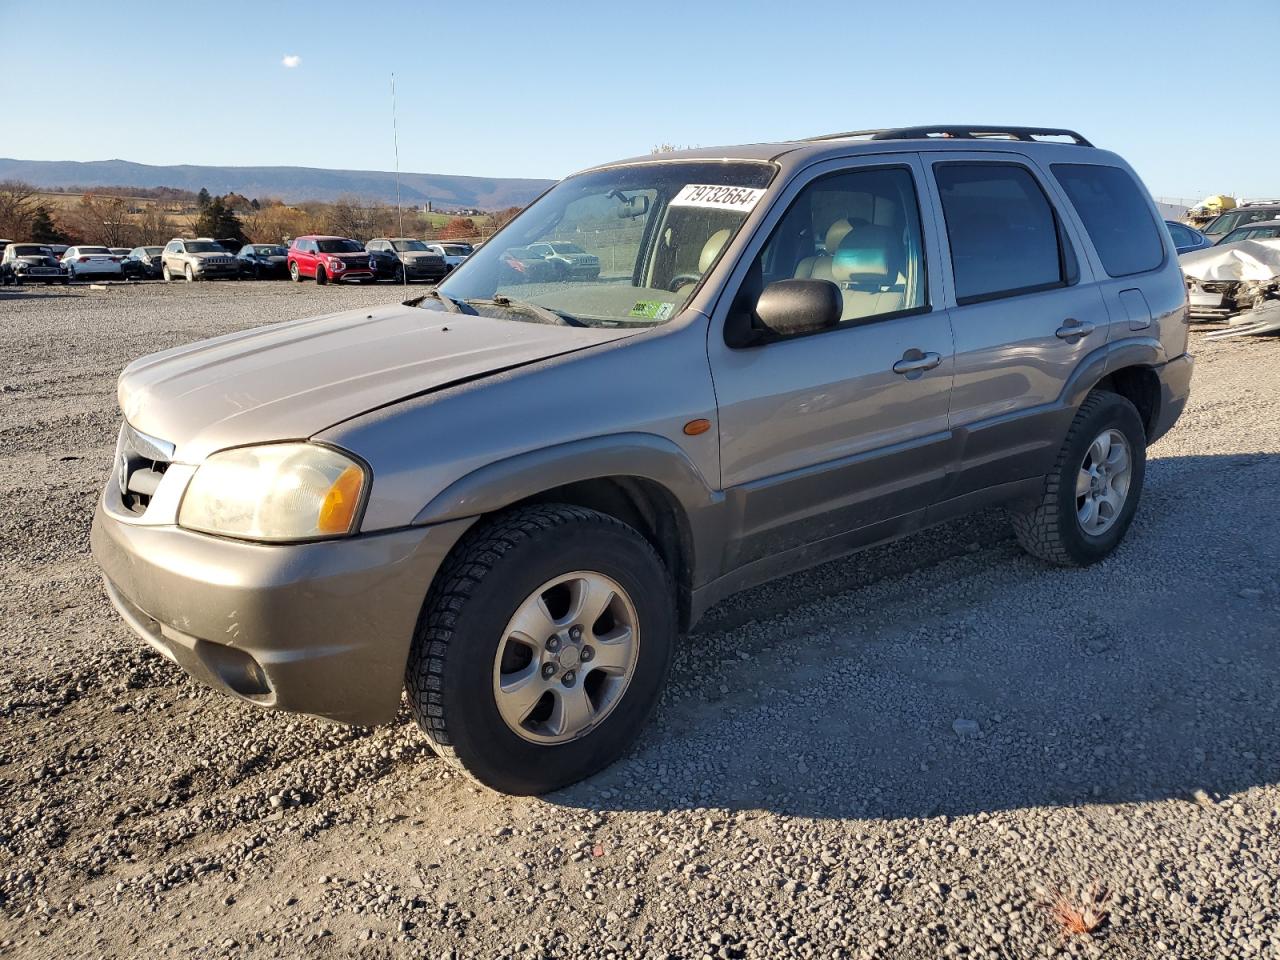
xmin=670 ymin=184 xmax=766 ymax=212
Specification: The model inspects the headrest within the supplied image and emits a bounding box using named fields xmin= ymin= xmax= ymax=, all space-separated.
xmin=699 ymin=229 xmax=732 ymax=273
xmin=824 ymin=218 xmax=853 ymax=253
xmin=830 ymin=225 xmax=901 ymax=284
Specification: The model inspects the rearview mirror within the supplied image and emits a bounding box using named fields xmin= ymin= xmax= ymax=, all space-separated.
xmin=616 ymin=194 xmax=651 ymax=219
xmin=754 ymin=279 xmax=842 ymax=338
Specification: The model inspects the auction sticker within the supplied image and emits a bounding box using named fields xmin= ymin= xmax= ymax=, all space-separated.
xmin=629 ymin=300 xmax=676 ymax=321
xmin=670 ymin=184 xmax=766 ymax=212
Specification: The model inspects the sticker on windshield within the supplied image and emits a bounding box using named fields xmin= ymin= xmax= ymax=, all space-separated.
xmin=629 ymin=300 xmax=676 ymax=321
xmin=670 ymin=184 xmax=766 ymax=212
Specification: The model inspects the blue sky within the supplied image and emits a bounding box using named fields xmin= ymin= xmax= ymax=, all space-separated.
xmin=7 ymin=0 xmax=1278 ymax=199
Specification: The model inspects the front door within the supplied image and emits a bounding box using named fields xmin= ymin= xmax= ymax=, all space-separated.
xmin=708 ymin=156 xmax=955 ymax=572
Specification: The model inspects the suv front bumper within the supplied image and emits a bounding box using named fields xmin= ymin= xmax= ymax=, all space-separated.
xmin=90 ymin=492 xmax=473 ymax=726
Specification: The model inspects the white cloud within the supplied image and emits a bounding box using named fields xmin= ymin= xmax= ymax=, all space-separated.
xmin=281 ymin=55 xmax=301 ymax=68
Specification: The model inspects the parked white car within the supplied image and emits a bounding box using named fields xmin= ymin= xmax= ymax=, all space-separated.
xmin=63 ymin=246 xmax=124 ymax=279
xmin=425 ymin=242 xmax=473 ymax=271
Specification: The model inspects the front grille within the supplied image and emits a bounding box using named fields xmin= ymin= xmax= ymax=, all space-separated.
xmin=115 ymin=423 xmax=174 ymax=515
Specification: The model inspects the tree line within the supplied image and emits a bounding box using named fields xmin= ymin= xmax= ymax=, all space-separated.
xmin=0 ymin=180 xmax=521 ymax=248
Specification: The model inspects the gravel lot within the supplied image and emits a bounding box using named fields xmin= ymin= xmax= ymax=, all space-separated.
xmin=1 ymin=281 xmax=1278 ymax=960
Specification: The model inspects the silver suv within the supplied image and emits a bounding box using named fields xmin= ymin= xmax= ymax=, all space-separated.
xmin=92 ymin=125 xmax=1193 ymax=794
xmin=161 ymin=238 xmax=238 ymax=281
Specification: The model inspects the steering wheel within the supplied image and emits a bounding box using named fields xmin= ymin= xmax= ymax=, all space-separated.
xmin=668 ymin=273 xmax=701 ymax=292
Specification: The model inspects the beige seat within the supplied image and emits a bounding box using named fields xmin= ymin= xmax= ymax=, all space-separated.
xmin=673 ymin=229 xmax=733 ymax=296
xmin=793 ymin=218 xmax=858 ymax=281
xmin=828 ymin=224 xmax=908 ymax=321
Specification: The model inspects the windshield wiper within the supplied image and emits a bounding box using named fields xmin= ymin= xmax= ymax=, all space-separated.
xmin=406 ymin=288 xmax=463 ymax=311
xmin=468 ymin=295 xmax=586 ymax=327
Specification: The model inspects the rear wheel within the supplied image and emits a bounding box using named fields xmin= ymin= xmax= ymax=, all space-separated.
xmin=1011 ymin=390 xmax=1147 ymax=566
xmin=406 ymin=505 xmax=676 ymax=794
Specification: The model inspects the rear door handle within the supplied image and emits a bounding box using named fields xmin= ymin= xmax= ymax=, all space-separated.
xmin=892 ymin=350 xmax=943 ymax=376
xmin=1055 ymin=319 xmax=1095 ymax=340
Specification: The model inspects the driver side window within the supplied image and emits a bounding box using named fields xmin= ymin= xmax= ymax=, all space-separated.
xmin=743 ymin=165 xmax=929 ymax=333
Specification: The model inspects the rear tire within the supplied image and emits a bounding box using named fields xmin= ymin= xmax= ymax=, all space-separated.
xmin=1011 ymin=389 xmax=1147 ymax=566
xmin=406 ymin=505 xmax=676 ymax=795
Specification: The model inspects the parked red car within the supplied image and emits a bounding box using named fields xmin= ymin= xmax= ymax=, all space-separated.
xmin=287 ymin=236 xmax=374 ymax=285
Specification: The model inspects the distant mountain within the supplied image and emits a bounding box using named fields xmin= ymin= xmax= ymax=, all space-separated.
xmin=0 ymin=157 xmax=555 ymax=209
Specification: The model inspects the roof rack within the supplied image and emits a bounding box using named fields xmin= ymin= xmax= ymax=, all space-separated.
xmin=806 ymin=125 xmax=1094 ymax=147
xmin=1240 ymin=198 xmax=1280 ymax=207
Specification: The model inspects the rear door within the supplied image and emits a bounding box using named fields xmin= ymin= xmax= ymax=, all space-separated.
xmin=707 ymin=154 xmax=955 ymax=571
xmin=920 ymin=153 xmax=1110 ymax=503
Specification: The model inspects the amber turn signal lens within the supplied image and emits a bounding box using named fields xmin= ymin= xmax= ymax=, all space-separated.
xmin=317 ymin=465 xmax=365 ymax=534
xmin=683 ymin=418 xmax=712 ymax=436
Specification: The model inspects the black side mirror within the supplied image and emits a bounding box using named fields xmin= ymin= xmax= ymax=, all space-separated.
xmin=754 ymin=279 xmax=842 ymax=338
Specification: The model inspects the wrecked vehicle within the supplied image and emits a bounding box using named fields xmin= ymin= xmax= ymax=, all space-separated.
xmin=1180 ymin=238 xmax=1280 ymax=320
xmin=1204 ymin=300 xmax=1280 ymax=340
xmin=1200 ymin=200 xmax=1280 ymax=243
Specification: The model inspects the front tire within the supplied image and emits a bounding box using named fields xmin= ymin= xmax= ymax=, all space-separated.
xmin=289 ymin=262 xmax=300 ymax=282
xmin=316 ymin=267 xmax=327 ymax=285
xmin=1011 ymin=389 xmax=1147 ymax=566
xmin=184 ymin=264 xmax=195 ymax=282
xmin=406 ymin=505 xmax=676 ymax=794
xmin=162 ymin=264 xmax=172 ymax=282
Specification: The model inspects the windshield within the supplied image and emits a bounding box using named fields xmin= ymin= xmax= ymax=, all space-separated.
xmin=1205 ymin=210 xmax=1280 ymax=236
xmin=316 ymin=239 xmax=363 ymax=253
xmin=392 ymin=239 xmax=429 ymax=252
xmin=186 ymin=241 xmax=225 ymax=253
xmin=13 ymin=245 xmax=50 ymax=256
xmin=435 ymin=161 xmax=776 ymax=327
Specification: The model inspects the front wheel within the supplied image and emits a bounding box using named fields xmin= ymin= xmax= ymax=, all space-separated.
xmin=289 ymin=262 xmax=300 ymax=282
xmin=406 ymin=505 xmax=676 ymax=794
xmin=1011 ymin=389 xmax=1147 ymax=566
xmin=184 ymin=264 xmax=194 ymax=282
xmin=315 ymin=267 xmax=327 ymax=285
xmin=162 ymin=264 xmax=172 ymax=282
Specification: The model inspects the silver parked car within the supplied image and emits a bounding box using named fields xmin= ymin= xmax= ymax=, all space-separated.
xmin=161 ymin=238 xmax=238 ymax=281
xmin=92 ymin=125 xmax=1192 ymax=794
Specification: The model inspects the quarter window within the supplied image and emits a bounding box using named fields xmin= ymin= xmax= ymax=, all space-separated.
xmin=935 ymin=163 xmax=1069 ymax=305
xmin=739 ymin=165 xmax=928 ymax=336
xmin=1052 ymin=163 xmax=1164 ymax=277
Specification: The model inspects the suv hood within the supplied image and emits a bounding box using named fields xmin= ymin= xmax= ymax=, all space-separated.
xmin=119 ymin=303 xmax=634 ymax=462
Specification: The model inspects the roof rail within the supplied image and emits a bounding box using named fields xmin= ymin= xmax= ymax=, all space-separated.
xmin=807 ymin=125 xmax=1094 ymax=147
xmin=1240 ymin=198 xmax=1280 ymax=207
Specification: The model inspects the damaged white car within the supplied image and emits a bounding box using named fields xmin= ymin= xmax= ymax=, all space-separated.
xmin=1180 ymin=238 xmax=1280 ymax=320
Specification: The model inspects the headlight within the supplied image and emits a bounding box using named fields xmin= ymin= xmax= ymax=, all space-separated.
xmin=178 ymin=443 xmax=367 ymax=542
xmin=329 ymin=257 xmax=345 ymax=271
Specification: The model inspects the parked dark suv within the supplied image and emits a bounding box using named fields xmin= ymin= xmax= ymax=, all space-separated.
xmin=93 ymin=125 xmax=1192 ymax=795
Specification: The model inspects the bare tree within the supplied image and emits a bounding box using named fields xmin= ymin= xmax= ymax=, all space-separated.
xmin=0 ymin=180 xmax=39 ymax=240
xmin=70 ymin=194 xmax=135 ymax=247
xmin=136 ymin=205 xmax=175 ymax=245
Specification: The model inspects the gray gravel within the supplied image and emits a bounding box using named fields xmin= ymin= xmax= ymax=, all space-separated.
xmin=1 ymin=282 xmax=1278 ymax=959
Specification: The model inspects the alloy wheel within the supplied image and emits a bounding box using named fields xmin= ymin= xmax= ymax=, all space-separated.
xmin=1076 ymin=428 xmax=1132 ymax=535
xmin=492 ymin=571 xmax=639 ymax=745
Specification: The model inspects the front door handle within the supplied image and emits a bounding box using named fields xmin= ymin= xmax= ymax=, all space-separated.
xmin=1055 ymin=319 xmax=1096 ymax=340
xmin=892 ymin=350 xmax=943 ymax=376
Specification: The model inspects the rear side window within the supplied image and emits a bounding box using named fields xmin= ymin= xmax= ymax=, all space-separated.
xmin=934 ymin=163 xmax=1068 ymax=305
xmin=1052 ymin=163 xmax=1164 ymax=277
